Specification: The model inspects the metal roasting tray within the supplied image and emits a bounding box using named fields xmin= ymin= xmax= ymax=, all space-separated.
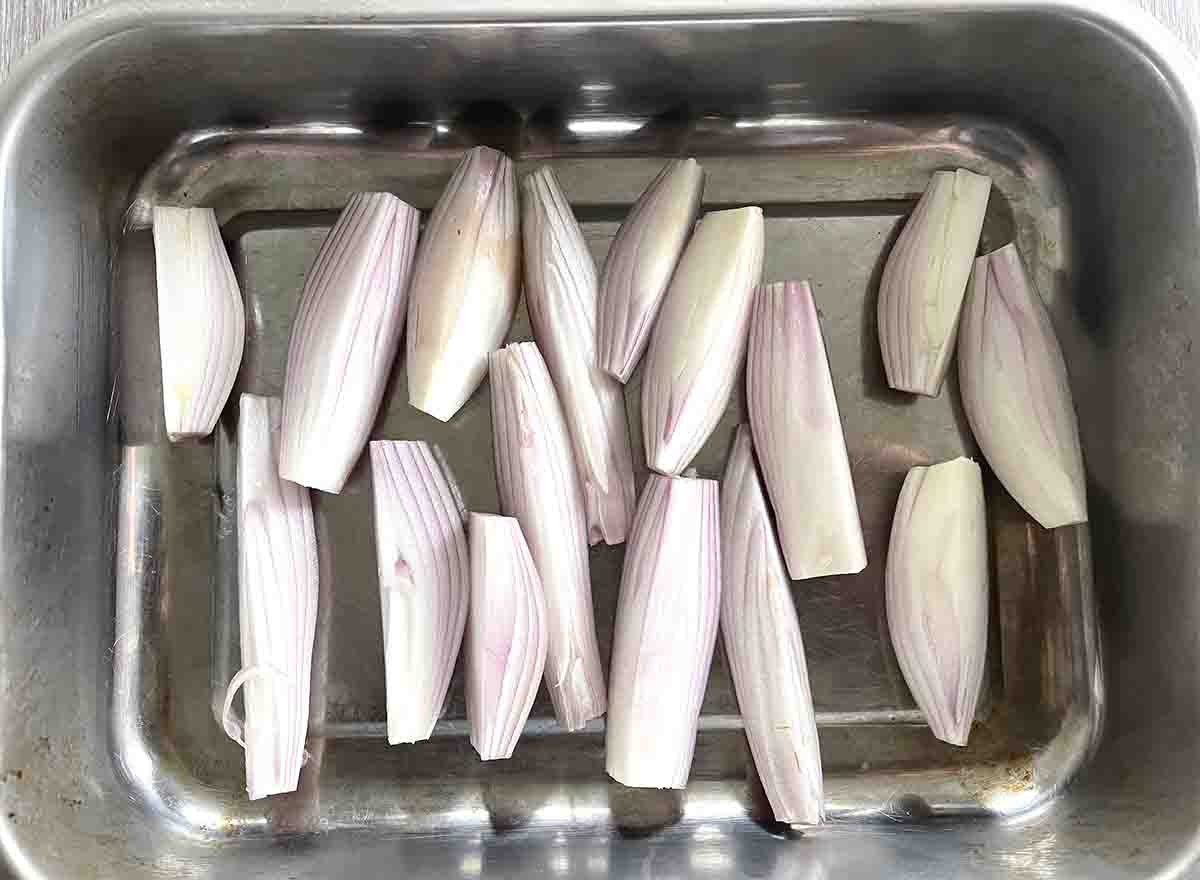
xmin=4 ymin=1 xmax=1200 ymax=877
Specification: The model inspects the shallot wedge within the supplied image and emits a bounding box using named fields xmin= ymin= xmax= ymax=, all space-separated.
xmin=606 ymin=473 xmax=721 ymax=788
xmin=407 ymin=146 xmax=520 ymax=421
xmin=885 ymin=457 xmax=988 ymax=747
xmin=152 ymin=206 xmax=245 ymax=441
xmin=747 ymin=280 xmax=866 ymax=579
xmin=877 ymin=168 xmax=992 ymax=396
xmin=369 ymin=441 xmax=469 ymax=745
xmin=721 ymin=426 xmax=824 ymax=825
xmin=279 ymin=192 xmax=420 ymax=493
xmin=223 ymin=394 xmax=319 ymax=800
xmin=521 ymin=166 xmax=636 ymax=545
xmin=596 ymin=158 xmax=705 ymax=382
xmin=641 ymin=206 xmax=764 ymax=475
xmin=958 ymin=244 xmax=1087 ymax=528
xmin=489 ymin=342 xmax=607 ymax=730
xmin=466 ymin=513 xmax=549 ymax=761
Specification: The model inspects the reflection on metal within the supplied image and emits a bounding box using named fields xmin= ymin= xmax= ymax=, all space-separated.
xmin=566 ymin=118 xmax=647 ymax=136
xmin=734 ymin=116 xmax=836 ymax=129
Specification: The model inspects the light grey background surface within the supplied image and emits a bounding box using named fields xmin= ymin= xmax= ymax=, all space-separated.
xmin=1140 ymin=0 xmax=1200 ymax=51
xmin=0 ymin=0 xmax=1195 ymax=77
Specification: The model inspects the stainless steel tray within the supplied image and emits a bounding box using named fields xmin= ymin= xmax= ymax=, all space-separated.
xmin=3 ymin=2 xmax=1198 ymax=877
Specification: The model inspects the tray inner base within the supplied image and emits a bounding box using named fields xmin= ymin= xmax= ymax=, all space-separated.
xmin=111 ymin=114 xmax=1096 ymax=834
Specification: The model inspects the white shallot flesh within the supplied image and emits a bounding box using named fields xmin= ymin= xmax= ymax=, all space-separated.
xmin=489 ymin=342 xmax=607 ymax=730
xmin=223 ymin=394 xmax=319 ymax=799
xmin=370 ymin=440 xmax=469 ymax=745
xmin=606 ymin=473 xmax=721 ymax=788
xmin=885 ymin=457 xmax=988 ymax=747
xmin=521 ymin=166 xmax=636 ymax=545
xmin=877 ymin=168 xmax=992 ymax=396
xmin=466 ymin=513 xmax=549 ymax=761
xmin=747 ymin=280 xmax=866 ymax=579
xmin=721 ymin=425 xmax=824 ymax=825
xmin=279 ymin=192 xmax=420 ymax=493
xmin=641 ymin=206 xmax=764 ymax=475
xmin=152 ymin=206 xmax=246 ymax=442
xmin=407 ymin=146 xmax=520 ymax=422
xmin=958 ymin=243 xmax=1087 ymax=528
xmin=596 ymin=158 xmax=705 ymax=382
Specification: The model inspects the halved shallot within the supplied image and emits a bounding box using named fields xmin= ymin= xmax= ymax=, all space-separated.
xmin=958 ymin=243 xmax=1087 ymax=529
xmin=747 ymin=280 xmax=866 ymax=579
xmin=152 ymin=206 xmax=245 ymax=441
xmin=596 ymin=158 xmax=705 ymax=382
xmin=223 ymin=394 xmax=319 ymax=799
xmin=721 ymin=426 xmax=824 ymax=825
xmin=521 ymin=166 xmax=636 ymax=545
xmin=466 ymin=513 xmax=549 ymax=761
xmin=877 ymin=168 xmax=992 ymax=396
xmin=641 ymin=206 xmax=764 ymax=475
xmin=369 ymin=440 xmax=469 ymax=745
xmin=606 ymin=473 xmax=721 ymax=788
xmin=407 ymin=146 xmax=520 ymax=421
xmin=279 ymin=192 xmax=420 ymax=493
xmin=489 ymin=342 xmax=607 ymax=730
xmin=885 ymin=457 xmax=988 ymax=747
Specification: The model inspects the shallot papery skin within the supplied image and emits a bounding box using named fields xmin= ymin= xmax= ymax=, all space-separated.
xmin=152 ymin=206 xmax=245 ymax=442
xmin=596 ymin=158 xmax=705 ymax=382
xmin=641 ymin=206 xmax=764 ymax=475
xmin=224 ymin=394 xmax=319 ymax=800
xmin=885 ymin=457 xmax=988 ymax=747
xmin=489 ymin=342 xmax=607 ymax=730
xmin=279 ymin=192 xmax=420 ymax=493
xmin=877 ymin=168 xmax=992 ymax=396
xmin=748 ymin=280 xmax=866 ymax=579
xmin=958 ymin=243 xmax=1087 ymax=529
xmin=521 ymin=166 xmax=636 ymax=545
xmin=466 ymin=513 xmax=549 ymax=761
xmin=721 ymin=425 xmax=824 ymax=825
xmin=606 ymin=473 xmax=721 ymax=789
xmin=407 ymin=146 xmax=520 ymax=422
xmin=369 ymin=441 xmax=469 ymax=745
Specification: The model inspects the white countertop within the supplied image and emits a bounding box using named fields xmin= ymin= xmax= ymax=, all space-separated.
xmin=0 ymin=0 xmax=1196 ymax=77
xmin=1140 ymin=0 xmax=1200 ymax=51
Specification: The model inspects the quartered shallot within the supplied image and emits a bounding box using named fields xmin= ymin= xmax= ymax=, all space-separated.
xmin=606 ymin=473 xmax=721 ymax=788
xmin=877 ymin=169 xmax=991 ymax=396
xmin=407 ymin=146 xmax=520 ymax=422
xmin=279 ymin=192 xmax=420 ymax=493
xmin=641 ymin=206 xmax=764 ymax=475
xmin=152 ymin=206 xmax=245 ymax=441
xmin=223 ymin=394 xmax=319 ymax=799
xmin=466 ymin=513 xmax=549 ymax=761
xmin=886 ymin=457 xmax=988 ymax=747
xmin=370 ymin=440 xmax=469 ymax=745
xmin=521 ymin=166 xmax=636 ymax=545
xmin=596 ymin=158 xmax=705 ymax=382
xmin=958 ymin=243 xmax=1087 ymax=528
xmin=721 ymin=426 xmax=824 ymax=825
xmin=747 ymin=280 xmax=866 ymax=579
xmin=490 ymin=342 xmax=607 ymax=730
